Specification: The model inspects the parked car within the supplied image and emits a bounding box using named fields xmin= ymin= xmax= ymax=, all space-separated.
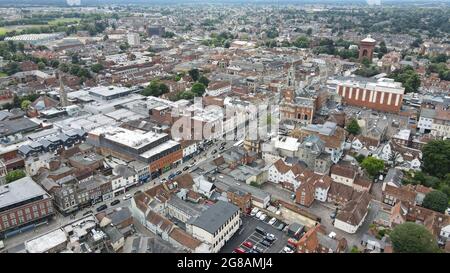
xmin=259 ymin=213 xmax=267 ymax=221
xmin=260 ymin=240 xmax=271 ymax=247
xmin=183 ymin=166 xmax=189 ymax=171
xmin=175 ymin=170 xmax=182 ymax=176
xmin=234 ymin=247 xmax=246 ymax=253
xmin=268 ymin=217 xmax=277 ymax=225
xmin=123 ymin=194 xmax=132 ymax=200
xmin=110 ymin=200 xmax=120 ymax=206
xmin=83 ymin=210 xmax=93 ymax=216
xmin=161 ymin=178 xmax=167 ymax=183
xmin=211 ymin=149 xmax=217 ymax=154
xmin=253 ymin=246 xmax=264 ymax=253
xmin=96 ymin=204 xmax=107 ymax=212
xmin=255 ymin=226 xmax=265 ymax=235
xmin=168 ymin=173 xmax=176 ymax=180
xmin=243 ymin=241 xmax=253 ymax=248
xmin=255 ymin=211 xmax=263 ymax=219
xmin=283 ymin=246 xmax=294 ymax=253
xmin=266 ymin=233 xmax=275 ymax=241
xmin=219 ymin=146 xmax=225 ymax=150
xmin=330 ymin=211 xmax=337 ymax=219
xmin=250 ymin=207 xmax=259 ymax=216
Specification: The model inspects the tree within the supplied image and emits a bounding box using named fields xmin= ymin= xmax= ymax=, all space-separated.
xmin=198 ymin=75 xmax=210 ymax=87
xmin=361 ymin=156 xmax=385 ymax=177
xmin=422 ymin=140 xmax=450 ymax=178
xmin=361 ymin=57 xmax=371 ymax=67
xmin=423 ymin=190 xmax=448 ymax=213
xmin=91 ymin=63 xmax=104 ymax=73
xmin=346 ymin=118 xmax=361 ymax=135
xmin=390 ymin=222 xmax=440 ymax=253
xmin=191 ymin=83 xmax=206 ymax=97
xmin=141 ymin=80 xmax=169 ymax=97
xmin=389 ymin=66 xmax=421 ymax=93
xmin=188 ymin=69 xmax=200 ymax=82
xmin=37 ymin=61 xmax=45 ymax=70
xmin=21 ymin=100 xmax=31 ymax=110
xmin=5 ymin=169 xmax=26 ymax=184
xmin=293 ymin=36 xmax=310 ymax=48
xmin=379 ymin=41 xmax=388 ymax=54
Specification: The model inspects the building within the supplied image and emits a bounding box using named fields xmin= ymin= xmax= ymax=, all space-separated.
xmin=147 ymin=25 xmax=165 ymax=37
xmin=334 ymin=192 xmax=371 ymax=234
xmin=336 ymin=77 xmax=405 ymax=113
xmin=359 ymin=35 xmax=376 ymax=61
xmin=127 ymin=32 xmax=140 ymax=47
xmin=0 ymin=177 xmax=55 ymax=239
xmin=297 ymin=224 xmax=347 ymax=253
xmin=87 ymin=126 xmax=182 ymax=178
xmin=187 ymin=200 xmax=240 ymax=253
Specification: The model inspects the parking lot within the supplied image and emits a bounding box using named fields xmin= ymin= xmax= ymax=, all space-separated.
xmin=220 ymin=214 xmax=289 ymax=254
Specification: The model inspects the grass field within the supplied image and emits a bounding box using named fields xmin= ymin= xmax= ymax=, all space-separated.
xmin=0 ymin=72 xmax=8 ymax=78
xmin=48 ymin=18 xmax=81 ymax=26
xmin=0 ymin=28 xmax=11 ymax=35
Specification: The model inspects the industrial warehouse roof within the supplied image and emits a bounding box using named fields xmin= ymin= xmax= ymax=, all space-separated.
xmin=190 ymin=200 xmax=239 ymax=235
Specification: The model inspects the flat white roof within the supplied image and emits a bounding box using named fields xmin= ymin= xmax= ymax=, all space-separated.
xmin=25 ymin=228 xmax=67 ymax=253
xmin=140 ymin=140 xmax=179 ymax=159
xmin=88 ymin=86 xmax=132 ymax=98
xmin=90 ymin=126 xmax=168 ymax=149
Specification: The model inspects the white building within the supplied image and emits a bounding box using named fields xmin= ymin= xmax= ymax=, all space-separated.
xmin=187 ymin=201 xmax=240 ymax=253
xmin=127 ymin=33 xmax=140 ymax=47
xmin=334 ymin=192 xmax=371 ymax=234
xmin=205 ymin=81 xmax=231 ymax=97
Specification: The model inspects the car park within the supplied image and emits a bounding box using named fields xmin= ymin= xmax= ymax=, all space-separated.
xmin=110 ymin=200 xmax=120 ymax=206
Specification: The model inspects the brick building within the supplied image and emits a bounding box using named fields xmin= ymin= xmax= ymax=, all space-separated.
xmin=336 ymin=77 xmax=405 ymax=113
xmin=0 ymin=177 xmax=54 ymax=239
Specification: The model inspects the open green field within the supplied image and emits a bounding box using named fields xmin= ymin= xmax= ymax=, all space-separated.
xmin=48 ymin=18 xmax=81 ymax=26
xmin=0 ymin=72 xmax=8 ymax=78
xmin=0 ymin=28 xmax=11 ymax=35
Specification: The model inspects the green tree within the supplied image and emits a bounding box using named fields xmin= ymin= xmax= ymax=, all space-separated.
xmin=389 ymin=66 xmax=421 ymax=93
xmin=91 ymin=63 xmax=104 ymax=73
xmin=5 ymin=169 xmax=26 ymax=184
xmin=390 ymin=222 xmax=440 ymax=253
xmin=422 ymin=190 xmax=448 ymax=213
xmin=293 ymin=36 xmax=310 ymax=48
xmin=379 ymin=41 xmax=388 ymax=54
xmin=20 ymin=100 xmax=31 ymax=110
xmin=188 ymin=69 xmax=200 ymax=82
xmin=37 ymin=61 xmax=45 ymax=70
xmin=198 ymin=75 xmax=210 ymax=87
xmin=141 ymin=80 xmax=169 ymax=97
xmin=422 ymin=140 xmax=450 ymax=178
xmin=361 ymin=57 xmax=371 ymax=67
xmin=191 ymin=83 xmax=206 ymax=97
xmin=361 ymin=157 xmax=385 ymax=177
xmin=346 ymin=118 xmax=361 ymax=135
